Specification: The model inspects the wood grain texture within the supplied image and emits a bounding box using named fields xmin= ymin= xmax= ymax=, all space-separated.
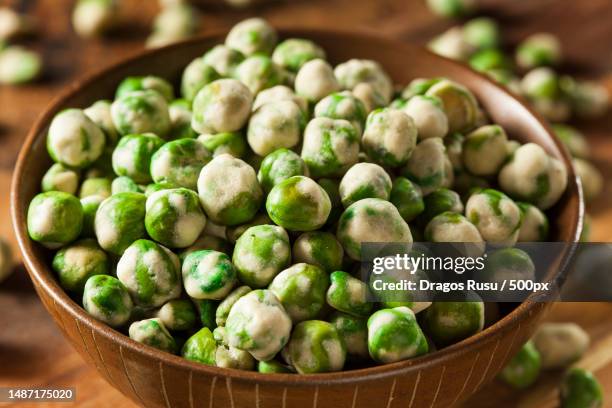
xmin=0 ymin=0 xmax=611 ymax=407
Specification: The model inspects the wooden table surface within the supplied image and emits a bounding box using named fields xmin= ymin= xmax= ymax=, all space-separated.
xmin=1 ymin=0 xmax=612 ymax=407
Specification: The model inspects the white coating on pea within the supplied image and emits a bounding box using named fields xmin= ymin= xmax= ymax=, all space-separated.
xmin=462 ymin=125 xmax=508 ymax=176
xmin=225 ymin=18 xmax=277 ymax=56
xmin=294 ymin=59 xmax=340 ymax=103
xmin=403 ymin=95 xmax=448 ymax=140
xmin=465 ymin=189 xmax=521 ymax=245
xmin=362 ymin=108 xmax=417 ymax=168
xmin=339 ymin=162 xmax=392 ymax=208
xmin=334 ymin=59 xmax=393 ymax=104
xmin=247 ymin=100 xmax=303 ymax=156
xmin=532 ymin=323 xmax=589 ymax=369
xmin=402 ymin=138 xmax=453 ymax=195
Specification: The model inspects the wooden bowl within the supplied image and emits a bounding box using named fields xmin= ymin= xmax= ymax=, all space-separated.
xmin=11 ymin=29 xmax=583 ymax=408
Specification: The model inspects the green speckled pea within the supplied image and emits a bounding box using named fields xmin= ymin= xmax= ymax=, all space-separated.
xmin=202 ymin=44 xmax=244 ymax=77
xmin=111 ymin=90 xmax=171 ymax=137
xmin=234 ymin=54 xmax=283 ymax=95
xmin=326 ymin=271 xmax=372 ymax=317
xmin=390 ymin=177 xmax=424 ymax=223
xmin=367 ymin=307 xmax=428 ymax=363
xmin=225 ymin=289 xmax=292 ymax=361
xmin=180 ymin=58 xmax=221 ymax=102
xmin=216 ymin=344 xmax=256 ymax=370
xmin=269 ymin=263 xmax=330 ymax=323
xmin=334 ymin=59 xmax=393 ymax=105
xmin=225 ymin=18 xmax=277 ymax=57
xmin=47 ymin=109 xmax=106 ymax=169
xmin=150 ymin=138 xmax=211 ymax=190
xmin=272 ymin=38 xmax=325 ymax=73
xmin=314 ymin=91 xmax=367 ymax=135
xmin=402 ymin=137 xmax=453 ymax=195
xmin=129 ymin=318 xmax=177 ymax=353
xmin=247 ymin=100 xmax=303 ymax=156
xmin=258 ymin=360 xmax=293 ymax=373
xmin=463 ymin=125 xmax=508 ymax=176
xmin=337 ymin=198 xmax=412 ymax=261
xmin=420 ymin=188 xmax=464 ymax=224
xmin=112 ymin=133 xmax=164 ymax=184
xmin=167 ymin=99 xmax=197 ymax=140
xmin=292 ymin=231 xmax=343 ymax=272
xmin=216 ymin=285 xmax=251 ymax=326
xmin=318 ymin=178 xmax=343 ymax=226
xmin=518 ymin=202 xmax=549 ymax=242
xmin=499 ymin=341 xmax=541 ymax=389
xmin=465 ymin=188 xmax=522 ymax=245
xmin=41 ymin=163 xmax=79 ymax=195
xmin=463 ymin=17 xmax=500 ymax=50
xmin=339 ymin=162 xmax=392 ymax=208
xmin=560 ymin=368 xmax=603 ymax=408
xmin=180 ymin=234 xmax=232 ymax=261
xmin=116 ymin=75 xmax=174 ymax=102
xmin=145 ymin=188 xmax=207 ymax=248
xmin=266 ymin=176 xmax=331 ymax=231
xmin=284 ymin=320 xmax=346 ymax=374
xmin=330 ymin=312 xmax=368 ymax=359
xmin=53 ymin=239 xmax=109 ymax=294
xmin=157 ymin=299 xmax=197 ymax=331
xmin=197 ymin=154 xmax=263 ymax=226
xmin=257 ymin=148 xmax=309 ymax=193
xmin=94 ymin=192 xmax=146 ymax=255
xmin=27 ymin=191 xmax=83 ymax=249
xmin=482 ymin=247 xmax=535 ymax=288
xmin=111 ymin=176 xmax=143 ymax=194
xmin=425 ymin=211 xmax=483 ymax=244
xmin=182 ymin=327 xmax=216 ymax=364
xmin=301 ymin=117 xmax=359 ymax=178
xmin=80 ymin=195 xmax=104 ymax=238
xmin=182 ymin=250 xmax=237 ymax=300
xmin=116 ymin=239 xmax=181 ymax=308
xmin=426 ymin=79 xmax=479 ymax=133
xmin=79 ymin=177 xmax=111 ymax=199
xmin=225 ymin=213 xmax=272 ymax=244
xmin=198 ymin=132 xmax=247 ymax=158
xmin=193 ymin=299 xmax=218 ymax=329
xmin=84 ymin=100 xmax=120 ymax=146
xmin=516 ymin=33 xmax=562 ymax=70
xmin=83 ymin=274 xmax=133 ymax=328
xmin=232 ymin=225 xmax=290 ymax=288
xmin=421 ymin=296 xmax=484 ymax=348
xmin=362 ymin=107 xmax=418 ymax=168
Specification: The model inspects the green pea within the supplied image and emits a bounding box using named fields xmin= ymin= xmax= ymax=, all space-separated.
xmin=198 ymin=132 xmax=247 ymax=158
xmin=272 ymin=38 xmax=325 ymax=73
xmin=225 ymin=17 xmax=277 ymax=56
xmin=41 ymin=163 xmax=80 ymax=195
xmin=182 ymin=327 xmax=216 ymax=365
xmin=80 ymin=195 xmax=104 ymax=238
xmin=426 ymin=0 xmax=476 ymax=18
xmin=192 ymin=299 xmax=218 ymax=330
xmin=79 ymin=177 xmax=112 ymax=199
xmin=469 ymin=49 xmax=511 ymax=73
xmin=499 ymin=341 xmax=541 ymax=389
xmin=216 ymin=345 xmax=256 ymax=370
xmin=421 ymin=296 xmax=484 ymax=348
xmin=284 ymin=320 xmax=346 ymax=374
xmin=53 ymin=239 xmax=109 ymax=294
xmin=326 ymin=271 xmax=372 ymax=317
xmin=257 ymin=148 xmax=309 ymax=193
xmin=156 ymin=299 xmax=197 ymax=331
xmin=225 ymin=213 xmax=272 ymax=244
xmin=390 ymin=177 xmax=424 ymax=223
xmin=292 ymin=231 xmax=343 ymax=272
xmin=111 ymin=176 xmax=143 ymax=194
xmin=314 ymin=91 xmax=367 ymax=135
xmin=420 ymin=188 xmax=464 ymax=224
xmin=182 ymin=250 xmax=237 ymax=300
xmin=167 ymin=99 xmax=197 ymax=140
xmin=83 ymin=274 xmax=133 ymax=328
xmin=129 ymin=318 xmax=177 ymax=353
xmin=180 ymin=58 xmax=221 ymax=102
xmin=330 ymin=312 xmax=369 ymax=359
xmin=216 ymin=285 xmax=251 ymax=326
xmin=560 ymin=368 xmax=603 ymax=408
xmin=27 ymin=191 xmax=83 ymax=249
xmin=111 ymin=90 xmax=171 ymax=137
xmin=94 ymin=192 xmax=146 ymax=256
xmin=462 ymin=17 xmax=500 ymax=50
xmin=112 ymin=133 xmax=164 ymax=184
xmin=258 ymin=360 xmax=293 ymax=373
xmin=202 ymin=44 xmax=244 ymax=77
xmin=234 ymin=54 xmax=283 ymax=95
xmin=339 ymin=163 xmax=392 ymax=208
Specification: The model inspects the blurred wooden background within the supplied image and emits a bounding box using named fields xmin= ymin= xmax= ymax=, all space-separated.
xmin=1 ymin=0 xmax=612 ymax=407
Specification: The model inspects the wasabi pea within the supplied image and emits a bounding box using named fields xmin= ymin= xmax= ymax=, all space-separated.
xmin=269 ymin=263 xmax=329 ymax=323
xmin=247 ymin=100 xmax=303 ymax=156
xmin=193 ymin=299 xmax=217 ymax=330
xmin=292 ymin=231 xmax=343 ymax=272
xmin=94 ymin=192 xmax=146 ymax=255
xmin=428 ymin=27 xmax=474 ymax=61
xmin=465 ymin=189 xmax=521 ymax=245
xmin=532 ymin=323 xmax=589 ymax=369
xmin=182 ymin=250 xmax=237 ymax=300
xmin=257 ymin=148 xmax=309 ymax=193
xmin=425 ymin=211 xmax=483 ymax=244
xmin=197 ymin=154 xmax=263 ymax=226
xmin=463 ymin=17 xmax=500 ymax=50
xmin=560 ymin=368 xmax=603 ymax=408
xmin=111 ymin=90 xmax=171 ymax=137
xmin=330 ymin=312 xmax=368 ymax=359
xmin=362 ymin=108 xmax=418 ymax=167
xmin=352 ymin=82 xmax=387 ymax=114
xmin=403 ymin=95 xmax=448 ymax=140
xmin=426 ymin=0 xmax=476 ymax=18
xmin=216 ymin=344 xmax=256 ymax=370
xmin=225 ymin=212 xmax=271 ymax=243
xmin=202 ymin=44 xmax=244 ymax=78
xmin=129 ymin=318 xmax=177 ymax=353
xmin=182 ymin=327 xmax=216 ymax=365
xmin=566 ymin=79 xmax=609 ymax=119
xmin=180 ymin=58 xmax=221 ymax=103
xmin=421 ymin=297 xmax=484 ymax=347
xmin=516 ymin=33 xmax=562 ymax=69
xmin=191 ymin=79 xmax=253 ymax=135
xmin=499 ymin=143 xmax=568 ymax=210
xmin=83 ymin=274 xmax=133 ymax=327
xmin=146 ymin=3 xmax=199 ymax=48
xmin=47 ymin=109 xmax=106 ymax=169
xmin=111 ymin=176 xmax=143 ymax=194
xmin=518 ymin=202 xmax=549 ymax=242
xmin=463 ymin=125 xmax=508 ymax=176
xmin=252 ymin=85 xmax=308 ymax=113
xmin=234 ymin=55 xmax=283 ymax=95
xmin=41 ymin=163 xmax=79 ymax=195
xmin=402 ymin=137 xmax=453 ymax=195
xmin=552 ymin=123 xmax=590 ymax=159
xmin=79 ymin=177 xmax=111 ymax=199
xmin=150 ymin=138 xmax=211 ymax=190
xmin=326 ymin=271 xmax=372 ymax=317
xmin=80 ymin=195 xmax=104 ymax=238
xmin=225 ymin=289 xmax=292 ymax=361
xmin=266 ymin=176 xmax=331 ymax=231
xmin=27 ymin=191 xmax=83 ymax=249
xmin=198 ymin=132 xmax=247 ymax=158
xmin=112 ymin=133 xmax=164 ymax=184
xmin=390 ymin=177 xmax=425 ymax=223
xmin=339 ymin=163 xmax=391 ymax=208
xmin=426 ymin=79 xmax=479 ymax=133
xmin=0 ymin=46 xmax=42 ymax=85
xmin=334 ymin=59 xmax=393 ymax=105
xmin=574 ymin=158 xmax=603 ymax=202
xmin=215 ymin=285 xmax=251 ymax=326
xmin=157 ymin=299 xmax=197 ymax=331
xmin=258 ymin=360 xmax=293 ymax=373
xmin=367 ymin=307 xmax=428 ymax=363
xmin=421 ymin=188 xmax=464 ymax=224
xmin=116 ymin=76 xmax=174 ymax=102
xmin=301 ymin=117 xmax=359 ymax=178
xmin=225 ymin=18 xmax=277 ymax=56
xmin=145 ymin=188 xmax=207 ymax=248
xmin=272 ymin=38 xmax=325 ymax=73
xmin=482 ymin=247 xmax=535 ymax=288
xmin=469 ymin=49 xmax=511 ymax=73
xmin=521 ymin=67 xmax=561 ymax=100
xmin=116 ymin=239 xmax=181 ymax=307
xmin=294 ymin=59 xmax=340 ymax=103
xmin=499 ymin=341 xmax=541 ymax=389
xmin=167 ymin=99 xmax=197 ymax=140
xmin=338 ymin=198 xmax=412 ymax=260
xmin=84 ymin=100 xmax=119 ymax=146
xmin=314 ymin=91 xmax=367 ymax=135
xmin=284 ymin=320 xmax=346 ymax=374
xmin=53 ymin=239 xmax=109 ymax=293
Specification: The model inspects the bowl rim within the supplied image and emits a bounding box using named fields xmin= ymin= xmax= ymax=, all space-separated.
xmin=10 ymin=27 xmax=584 ymax=386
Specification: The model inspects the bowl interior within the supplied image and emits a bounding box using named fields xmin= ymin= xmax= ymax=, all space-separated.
xmin=11 ymin=28 xmax=582 ymax=384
